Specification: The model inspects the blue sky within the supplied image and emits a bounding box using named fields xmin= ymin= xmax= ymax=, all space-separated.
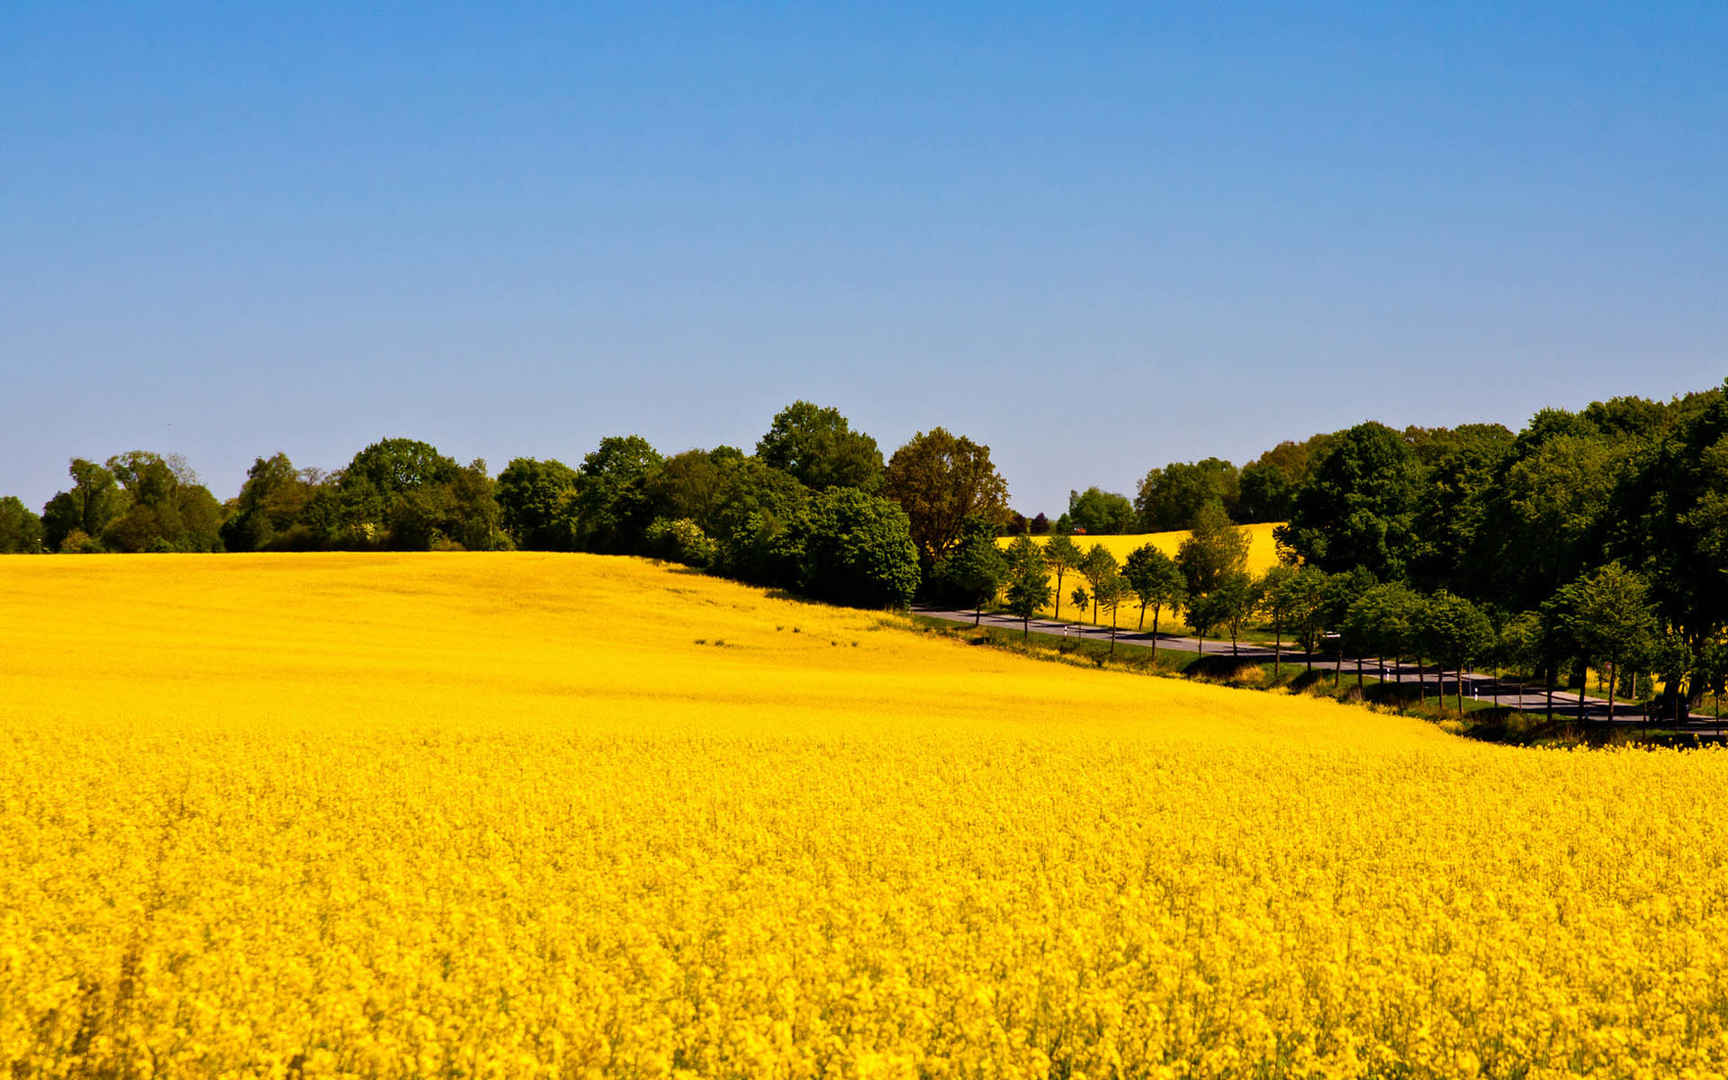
xmin=3 ymin=2 xmax=1725 ymax=515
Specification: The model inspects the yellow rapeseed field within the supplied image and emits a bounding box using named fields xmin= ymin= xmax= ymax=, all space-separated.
xmin=1000 ymin=524 xmax=1283 ymax=626
xmin=4 ymin=553 xmax=1728 ymax=1078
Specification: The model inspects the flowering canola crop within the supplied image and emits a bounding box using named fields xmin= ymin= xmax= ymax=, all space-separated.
xmin=1000 ymin=524 xmax=1283 ymax=626
xmin=3 ymin=552 xmax=1727 ymax=1078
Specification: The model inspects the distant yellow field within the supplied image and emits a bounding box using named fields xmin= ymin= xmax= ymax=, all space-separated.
xmin=1000 ymin=523 xmax=1283 ymax=625
xmin=4 ymin=553 xmax=1728 ymax=1078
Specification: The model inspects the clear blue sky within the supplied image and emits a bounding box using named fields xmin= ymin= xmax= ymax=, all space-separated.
xmin=4 ymin=2 xmax=1724 ymax=515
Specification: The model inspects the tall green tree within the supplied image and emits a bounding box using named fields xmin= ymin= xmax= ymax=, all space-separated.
xmin=222 ymin=453 xmax=318 ymax=552
xmin=1134 ymin=458 xmax=1239 ymax=531
xmin=1548 ymin=563 xmax=1659 ymax=724
xmin=1042 ymin=535 xmax=1083 ymax=622
xmin=574 ymin=435 xmax=663 ymax=554
xmin=789 ymin=488 xmax=920 ymax=609
xmin=1079 ymin=544 xmax=1119 ymax=625
xmin=1277 ymin=421 xmax=1420 ymax=580
xmin=1422 ymin=591 xmax=1496 ymax=714
xmin=1065 ymin=487 xmax=1137 ymax=534
xmin=1175 ymin=501 xmax=1250 ymax=599
xmin=1003 ymin=537 xmax=1052 ymax=639
xmin=42 ymin=458 xmax=128 ymax=550
xmin=1209 ymin=571 xmax=1256 ymax=656
xmin=0 ymin=497 xmax=45 ymax=554
xmin=944 ymin=519 xmax=1010 ymax=625
xmin=1121 ymin=544 xmax=1185 ymax=635
xmin=883 ymin=428 xmax=1010 ymax=564
xmin=756 ymin=401 xmax=884 ymax=492
xmin=496 ymin=457 xmax=581 ymax=550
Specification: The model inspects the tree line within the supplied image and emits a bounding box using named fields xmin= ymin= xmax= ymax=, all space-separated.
xmin=3 ymin=381 xmax=1724 ymax=720
xmin=0 ymin=403 xmax=1015 ymax=612
xmin=970 ymin=381 xmax=1728 ymax=724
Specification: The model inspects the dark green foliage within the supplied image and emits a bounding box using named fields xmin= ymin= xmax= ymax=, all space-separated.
xmin=1064 ymin=487 xmax=1136 ymax=534
xmin=1042 ymin=534 xmax=1083 ymax=622
xmin=222 ymin=453 xmax=319 ymax=552
xmin=1121 ymin=544 xmax=1185 ymax=632
xmin=790 ymin=488 xmax=920 ymax=608
xmin=574 ymin=435 xmax=663 ymax=554
xmin=329 ymin=440 xmax=501 ymax=551
xmin=42 ymin=458 xmax=128 ymax=550
xmin=1545 ymin=563 xmax=1659 ymax=721
xmin=0 ymin=496 xmax=45 ymax=553
xmin=1134 ymin=458 xmax=1239 ymax=531
xmin=1078 ymin=543 xmax=1120 ymax=624
xmin=496 ymin=457 xmax=581 ymax=550
xmin=1175 ymin=501 xmax=1250 ymax=598
xmin=1236 ymin=461 xmax=1296 ymax=523
xmin=756 ymin=401 xmax=884 ymax=492
xmin=1003 ymin=537 xmax=1051 ymax=636
xmin=88 ymin=452 xmax=223 ymax=553
xmin=1276 ymin=422 xmax=1420 ymax=580
xmin=643 ymin=517 xmax=718 ymax=568
xmin=884 ymin=427 xmax=1011 ymax=564
xmin=942 ymin=518 xmax=1010 ymax=622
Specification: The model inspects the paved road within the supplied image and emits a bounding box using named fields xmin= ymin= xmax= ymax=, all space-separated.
xmin=915 ymin=607 xmax=1720 ymax=729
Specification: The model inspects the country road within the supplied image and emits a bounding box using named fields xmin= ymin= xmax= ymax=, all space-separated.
xmin=915 ymin=606 xmax=1722 ymax=729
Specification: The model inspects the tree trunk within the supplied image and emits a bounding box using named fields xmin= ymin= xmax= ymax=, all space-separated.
xmin=1138 ymin=604 xmax=1145 ymax=631
xmin=1109 ymin=610 xmax=1118 ymax=659
xmin=1023 ymin=615 xmax=1030 ymax=641
xmin=1606 ymin=659 xmax=1616 ymax=724
xmin=1150 ymin=608 xmax=1160 ymax=663
xmin=1053 ymin=571 xmax=1063 ymax=621
xmin=1274 ymin=623 xmax=1282 ymax=678
xmin=1455 ymin=663 xmax=1463 ymax=716
xmin=1418 ymin=657 xmax=1426 ymax=705
xmin=1578 ymin=672 xmax=1586 ymax=724
xmin=1334 ymin=644 xmax=1342 ymax=686
xmin=1545 ymin=666 xmax=1554 ymax=722
xmin=1357 ymin=656 xmax=1364 ymax=692
xmin=974 ymin=603 xmax=982 ymax=627
xmin=1231 ymin=624 xmax=1239 ymax=656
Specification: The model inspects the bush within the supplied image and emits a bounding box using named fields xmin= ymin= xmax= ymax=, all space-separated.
xmin=645 ymin=517 xmax=718 ymax=569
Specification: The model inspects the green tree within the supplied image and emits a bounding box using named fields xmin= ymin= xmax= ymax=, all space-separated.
xmin=42 ymin=458 xmax=128 ymax=550
xmin=1175 ymin=502 xmax=1250 ymax=599
xmin=1135 ymin=458 xmax=1239 ymax=530
xmin=574 ymin=435 xmax=664 ymax=553
xmin=1209 ymin=570 xmax=1256 ymax=656
xmin=756 ymin=401 xmax=884 ymax=492
xmin=1003 ymin=537 xmax=1052 ymax=639
xmin=1421 ymin=590 xmax=1496 ymax=714
xmin=1254 ymin=565 xmax=1297 ymax=675
xmin=222 ymin=453 xmax=318 ymax=552
xmin=944 ymin=519 xmax=1011 ymax=625
xmin=1548 ymin=563 xmax=1659 ymax=724
xmin=99 ymin=451 xmax=223 ymax=552
xmin=790 ymin=488 xmax=920 ymax=608
xmin=1079 ymin=544 xmax=1119 ymax=625
xmin=1094 ymin=570 xmax=1130 ymax=657
xmin=1276 ymin=422 xmax=1420 ymax=580
xmin=1042 ymin=535 xmax=1083 ymax=622
xmin=0 ymin=496 xmax=45 ymax=554
xmin=1236 ymin=461 xmax=1296 ymax=524
xmin=1070 ymin=586 xmax=1090 ymax=621
xmin=1341 ymin=582 xmax=1422 ymax=690
xmin=883 ymin=428 xmax=1010 ymax=564
xmin=1274 ymin=566 xmax=1331 ymax=673
xmin=1121 ymin=544 xmax=1185 ymax=638
xmin=1321 ymin=567 xmax=1377 ymax=685
xmin=1065 ymin=487 xmax=1137 ymax=534
xmin=496 ymin=457 xmax=581 ymax=550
